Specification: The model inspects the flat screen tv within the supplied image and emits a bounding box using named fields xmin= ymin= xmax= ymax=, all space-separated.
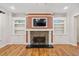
xmin=33 ymin=18 xmax=47 ymax=26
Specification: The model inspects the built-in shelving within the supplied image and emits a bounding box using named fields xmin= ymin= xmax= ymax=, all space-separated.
xmin=12 ymin=15 xmax=66 ymax=36
xmin=13 ymin=17 xmax=26 ymax=35
xmin=53 ymin=17 xmax=66 ymax=35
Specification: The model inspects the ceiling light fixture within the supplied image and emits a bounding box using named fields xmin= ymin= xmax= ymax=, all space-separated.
xmin=10 ymin=6 xmax=15 ymax=10
xmin=64 ymin=6 xmax=68 ymax=10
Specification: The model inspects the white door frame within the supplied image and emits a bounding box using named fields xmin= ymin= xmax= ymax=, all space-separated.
xmin=74 ymin=13 xmax=79 ymax=45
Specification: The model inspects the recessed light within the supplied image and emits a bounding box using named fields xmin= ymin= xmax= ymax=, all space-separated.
xmin=10 ymin=6 xmax=15 ymax=10
xmin=64 ymin=6 xmax=68 ymax=10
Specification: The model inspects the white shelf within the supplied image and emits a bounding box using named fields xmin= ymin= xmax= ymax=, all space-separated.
xmin=15 ymin=28 xmax=25 ymax=30
xmin=14 ymin=22 xmax=25 ymax=24
xmin=13 ymin=17 xmax=25 ymax=20
xmin=13 ymin=17 xmax=26 ymax=35
xmin=54 ymin=23 xmax=64 ymax=25
xmin=53 ymin=17 xmax=66 ymax=35
xmin=54 ymin=26 xmax=64 ymax=27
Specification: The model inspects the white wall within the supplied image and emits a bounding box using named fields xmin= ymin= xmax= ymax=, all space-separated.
xmin=53 ymin=13 xmax=70 ymax=44
xmin=68 ymin=7 xmax=79 ymax=46
xmin=0 ymin=6 xmax=11 ymax=47
xmin=8 ymin=13 xmax=26 ymax=44
xmin=53 ymin=5 xmax=79 ymax=46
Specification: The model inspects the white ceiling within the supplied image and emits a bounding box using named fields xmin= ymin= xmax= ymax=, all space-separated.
xmin=0 ymin=3 xmax=79 ymax=13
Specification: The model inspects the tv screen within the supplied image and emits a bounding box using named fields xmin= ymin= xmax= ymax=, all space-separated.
xmin=33 ymin=18 xmax=46 ymax=26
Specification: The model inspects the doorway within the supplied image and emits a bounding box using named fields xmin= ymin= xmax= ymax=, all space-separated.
xmin=74 ymin=15 xmax=79 ymax=46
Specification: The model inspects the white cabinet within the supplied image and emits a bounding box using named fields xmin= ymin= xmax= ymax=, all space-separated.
xmin=13 ymin=17 xmax=26 ymax=35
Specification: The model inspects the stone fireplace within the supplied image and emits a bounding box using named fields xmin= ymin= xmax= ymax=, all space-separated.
xmin=30 ymin=31 xmax=49 ymax=45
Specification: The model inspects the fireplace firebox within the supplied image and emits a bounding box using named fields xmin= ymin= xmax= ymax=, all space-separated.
xmin=31 ymin=37 xmax=46 ymax=45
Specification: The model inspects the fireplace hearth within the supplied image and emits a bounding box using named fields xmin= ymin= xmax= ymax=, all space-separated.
xmin=27 ymin=44 xmax=53 ymax=48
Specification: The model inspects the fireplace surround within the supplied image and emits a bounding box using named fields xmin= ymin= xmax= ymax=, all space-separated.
xmin=30 ymin=31 xmax=48 ymax=45
xmin=27 ymin=31 xmax=53 ymax=48
xmin=26 ymin=13 xmax=53 ymax=48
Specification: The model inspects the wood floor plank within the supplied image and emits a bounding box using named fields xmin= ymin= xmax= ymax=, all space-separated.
xmin=0 ymin=44 xmax=79 ymax=56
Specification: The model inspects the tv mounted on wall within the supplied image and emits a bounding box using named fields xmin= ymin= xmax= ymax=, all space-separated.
xmin=33 ymin=18 xmax=47 ymax=26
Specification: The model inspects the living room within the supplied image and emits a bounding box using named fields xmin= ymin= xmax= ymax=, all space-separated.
xmin=0 ymin=3 xmax=79 ymax=56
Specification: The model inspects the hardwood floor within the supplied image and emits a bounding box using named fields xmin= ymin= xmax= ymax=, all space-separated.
xmin=0 ymin=44 xmax=79 ymax=56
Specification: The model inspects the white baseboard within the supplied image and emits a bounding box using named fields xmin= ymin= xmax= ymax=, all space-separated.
xmin=0 ymin=43 xmax=77 ymax=48
xmin=53 ymin=43 xmax=71 ymax=45
xmin=71 ymin=44 xmax=77 ymax=46
xmin=8 ymin=43 xmax=27 ymax=45
xmin=0 ymin=44 xmax=8 ymax=48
